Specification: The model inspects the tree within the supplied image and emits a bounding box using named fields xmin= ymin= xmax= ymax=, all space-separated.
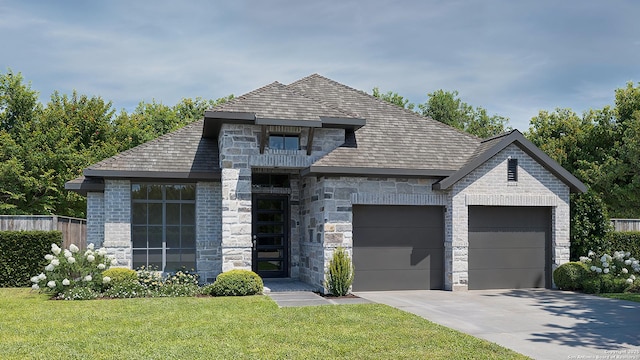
xmin=372 ymin=87 xmax=415 ymax=110
xmin=418 ymin=90 xmax=509 ymax=138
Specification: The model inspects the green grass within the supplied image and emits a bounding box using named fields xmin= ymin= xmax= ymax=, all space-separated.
xmin=598 ymin=293 xmax=640 ymax=303
xmin=0 ymin=288 xmax=528 ymax=360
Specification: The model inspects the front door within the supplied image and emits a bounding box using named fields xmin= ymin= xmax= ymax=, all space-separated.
xmin=252 ymin=195 xmax=289 ymax=278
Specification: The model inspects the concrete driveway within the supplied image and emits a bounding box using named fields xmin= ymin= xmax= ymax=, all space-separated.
xmin=356 ymin=289 xmax=640 ymax=360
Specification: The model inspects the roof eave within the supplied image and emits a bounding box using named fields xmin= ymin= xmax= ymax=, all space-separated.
xmin=64 ymin=177 xmax=105 ymax=195
xmin=302 ymin=166 xmax=453 ymax=178
xmin=433 ymin=130 xmax=588 ymax=193
xmin=83 ymin=169 xmax=221 ymax=180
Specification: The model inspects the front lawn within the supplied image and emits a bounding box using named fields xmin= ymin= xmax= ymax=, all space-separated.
xmin=0 ymin=288 xmax=528 ymax=359
xmin=598 ymin=293 xmax=640 ymax=303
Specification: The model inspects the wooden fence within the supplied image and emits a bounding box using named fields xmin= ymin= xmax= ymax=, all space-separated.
xmin=610 ymin=219 xmax=640 ymax=232
xmin=0 ymin=215 xmax=87 ymax=250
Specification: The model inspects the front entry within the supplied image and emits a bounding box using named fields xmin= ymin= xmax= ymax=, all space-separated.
xmin=252 ymin=195 xmax=289 ymax=278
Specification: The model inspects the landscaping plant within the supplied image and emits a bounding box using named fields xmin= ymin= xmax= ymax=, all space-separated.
xmin=553 ymin=261 xmax=589 ymax=291
xmin=324 ymin=246 xmax=354 ymax=296
xmin=30 ymin=243 xmax=116 ymax=299
xmin=207 ymin=269 xmax=263 ymax=296
xmin=577 ymin=250 xmax=639 ymax=294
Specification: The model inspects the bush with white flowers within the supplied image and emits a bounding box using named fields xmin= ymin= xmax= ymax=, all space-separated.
xmin=579 ymin=250 xmax=639 ymax=293
xmin=30 ymin=243 xmax=117 ymax=298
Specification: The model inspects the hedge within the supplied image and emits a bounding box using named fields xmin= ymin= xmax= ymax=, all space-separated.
xmin=604 ymin=232 xmax=640 ymax=259
xmin=0 ymin=230 xmax=63 ymax=287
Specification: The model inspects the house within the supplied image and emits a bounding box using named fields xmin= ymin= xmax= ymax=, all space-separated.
xmin=65 ymin=74 xmax=587 ymax=291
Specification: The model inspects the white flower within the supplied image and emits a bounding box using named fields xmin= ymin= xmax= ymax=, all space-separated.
xmin=87 ymin=243 xmax=95 ymax=250
xmin=30 ymin=276 xmax=39 ymax=283
xmin=97 ymin=248 xmax=107 ymax=256
xmin=622 ymin=268 xmax=629 ymax=274
xmin=44 ymin=254 xmax=54 ymax=261
xmin=84 ymin=275 xmax=92 ymax=282
xmin=590 ymin=266 xmax=597 ymax=271
xmin=87 ymin=255 xmax=95 ymax=262
xmin=625 ymin=252 xmax=631 ymax=257
xmin=614 ymin=251 xmax=625 ymax=260
xmin=63 ymin=249 xmax=72 ymax=258
xmin=602 ymin=262 xmax=609 ymax=268
xmin=69 ymin=244 xmax=79 ymax=253
xmin=31 ymin=284 xmax=39 ymax=290
xmin=97 ymin=263 xmax=106 ymax=270
xmin=631 ymin=275 xmax=636 ymax=280
xmin=595 ymin=268 xmax=603 ymax=273
xmin=46 ymin=280 xmax=56 ymax=288
xmin=51 ymin=258 xmax=60 ymax=266
xmin=44 ymin=264 xmax=54 ymax=272
xmin=51 ymin=244 xmax=61 ymax=255
xmin=62 ymin=278 xmax=70 ymax=286
xmin=103 ymin=276 xmax=111 ymax=284
xmin=627 ymin=278 xmax=634 ymax=284
xmin=603 ymin=268 xmax=610 ymax=274
xmin=84 ymin=249 xmax=93 ymax=256
xmin=110 ymin=258 xmax=118 ymax=266
xmin=588 ymin=250 xmax=595 ymax=257
xmin=37 ymin=273 xmax=46 ymax=280
xmin=579 ymin=256 xmax=590 ymax=263
xmin=600 ymin=255 xmax=607 ymax=262
xmin=625 ymin=260 xmax=632 ymax=265
xmin=67 ymin=257 xmax=76 ymax=264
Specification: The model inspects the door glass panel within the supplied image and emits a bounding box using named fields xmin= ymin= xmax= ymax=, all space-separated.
xmin=258 ymin=261 xmax=282 ymax=271
xmin=257 ymin=199 xmax=283 ymax=210
xmin=258 ymin=249 xmax=283 ymax=258
xmin=257 ymin=213 xmax=283 ymax=222
xmin=257 ymin=225 xmax=283 ymax=234
xmin=257 ymin=236 xmax=283 ymax=246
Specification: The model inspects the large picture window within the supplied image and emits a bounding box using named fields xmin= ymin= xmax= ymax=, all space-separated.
xmin=131 ymin=184 xmax=196 ymax=272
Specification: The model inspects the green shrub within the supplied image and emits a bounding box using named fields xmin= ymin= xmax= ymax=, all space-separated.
xmin=60 ymin=286 xmax=100 ymax=300
xmin=155 ymin=283 xmax=200 ymax=297
xmin=570 ymin=191 xmax=611 ymax=260
xmin=604 ymin=232 xmax=640 ymax=259
xmin=103 ymin=282 xmax=149 ymax=298
xmin=0 ymin=231 xmax=62 ymax=287
xmin=102 ymin=268 xmax=138 ymax=286
xmin=208 ymin=270 xmax=263 ymax=296
xmin=324 ymin=247 xmax=354 ymax=296
xmin=164 ymin=269 xmax=199 ymax=287
xmin=553 ymin=262 xmax=589 ymax=291
xmin=600 ymin=274 xmax=631 ymax=293
xmin=582 ymin=277 xmax=602 ymax=294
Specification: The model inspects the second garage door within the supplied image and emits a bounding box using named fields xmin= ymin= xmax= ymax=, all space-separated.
xmin=352 ymin=205 xmax=444 ymax=291
xmin=468 ymin=206 xmax=551 ymax=290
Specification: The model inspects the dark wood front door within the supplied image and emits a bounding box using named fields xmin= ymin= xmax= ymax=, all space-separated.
xmin=252 ymin=195 xmax=289 ymax=278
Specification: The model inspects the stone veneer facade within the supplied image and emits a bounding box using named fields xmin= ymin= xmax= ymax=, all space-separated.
xmin=85 ymin=129 xmax=570 ymax=291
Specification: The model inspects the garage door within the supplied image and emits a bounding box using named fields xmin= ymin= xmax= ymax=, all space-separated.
xmin=352 ymin=205 xmax=444 ymax=291
xmin=468 ymin=206 xmax=551 ymax=290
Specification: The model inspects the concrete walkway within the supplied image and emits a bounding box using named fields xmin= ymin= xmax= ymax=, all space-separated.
xmin=263 ymin=279 xmax=371 ymax=307
xmin=356 ymin=289 xmax=640 ymax=360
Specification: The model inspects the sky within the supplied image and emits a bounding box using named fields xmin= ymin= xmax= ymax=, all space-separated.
xmin=1 ymin=0 xmax=639 ymax=131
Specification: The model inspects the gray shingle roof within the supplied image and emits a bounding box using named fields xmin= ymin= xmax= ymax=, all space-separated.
xmin=82 ymin=119 xmax=219 ymax=179
xmin=287 ymin=74 xmax=481 ymax=173
xmin=210 ymin=81 xmax=360 ymax=122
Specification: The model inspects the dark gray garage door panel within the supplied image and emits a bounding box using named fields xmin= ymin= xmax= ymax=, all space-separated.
xmin=353 ymin=205 xmax=444 ymax=291
xmin=469 ymin=206 xmax=551 ymax=290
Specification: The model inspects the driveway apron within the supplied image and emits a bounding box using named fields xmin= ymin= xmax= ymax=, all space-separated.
xmin=356 ymin=289 xmax=640 ymax=360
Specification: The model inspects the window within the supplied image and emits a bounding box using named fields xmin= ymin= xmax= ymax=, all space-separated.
xmin=507 ymin=158 xmax=518 ymax=182
xmin=131 ymin=184 xmax=196 ymax=272
xmin=268 ymin=134 xmax=299 ymax=150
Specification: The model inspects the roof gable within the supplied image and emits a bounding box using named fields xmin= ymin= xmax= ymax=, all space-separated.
xmin=432 ymin=129 xmax=587 ymax=193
